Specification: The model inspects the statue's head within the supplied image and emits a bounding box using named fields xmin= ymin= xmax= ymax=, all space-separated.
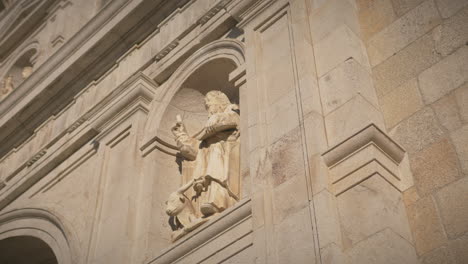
xmin=204 ymin=90 xmax=230 ymax=115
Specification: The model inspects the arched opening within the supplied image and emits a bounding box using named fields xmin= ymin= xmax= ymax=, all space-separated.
xmin=0 ymin=209 xmax=76 ymax=264
xmin=0 ymin=236 xmax=58 ymax=264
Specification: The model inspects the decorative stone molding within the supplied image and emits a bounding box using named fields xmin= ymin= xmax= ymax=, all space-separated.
xmin=197 ymin=0 xmax=231 ymax=25
xmin=0 ymin=72 xmax=157 ymax=210
xmin=322 ymin=124 xmax=411 ymax=196
xmin=141 ymin=38 xmax=245 ymax=150
xmin=149 ymin=198 xmax=252 ymax=264
xmin=154 ymin=39 xmax=179 ymax=61
xmin=0 ymin=208 xmax=77 ymax=263
xmin=25 ymin=149 xmax=47 ymax=167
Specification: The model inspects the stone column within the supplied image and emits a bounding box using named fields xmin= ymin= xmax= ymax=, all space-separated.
xmin=238 ymin=0 xmax=325 ymax=263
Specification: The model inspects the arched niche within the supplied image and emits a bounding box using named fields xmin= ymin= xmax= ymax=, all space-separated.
xmin=142 ymin=39 xmax=247 ymax=248
xmin=143 ymin=39 xmax=245 ymax=139
xmin=1 ymin=44 xmax=39 ymax=100
xmin=0 ymin=208 xmax=76 ymax=264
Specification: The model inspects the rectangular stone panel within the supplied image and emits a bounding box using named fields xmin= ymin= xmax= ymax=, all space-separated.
xmin=337 ymin=175 xmax=413 ymax=249
xmin=358 ymin=0 xmax=396 ymax=42
xmin=435 ymin=0 xmax=468 ymax=18
xmin=372 ymin=32 xmax=442 ymax=97
xmin=435 ymin=176 xmax=468 ymax=239
xmin=319 ymin=58 xmax=378 ymax=116
xmin=309 ymin=0 xmax=360 ymax=43
xmin=257 ymin=10 xmax=301 ymax=145
xmin=381 ymin=78 xmax=424 ymax=129
xmin=367 ymin=0 xmax=441 ymax=66
xmin=407 ymin=196 xmax=447 ymax=255
xmin=419 ymin=45 xmax=468 ymax=104
xmin=314 ymin=25 xmax=370 ymax=77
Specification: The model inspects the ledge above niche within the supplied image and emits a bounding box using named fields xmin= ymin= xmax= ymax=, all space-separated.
xmin=322 ymin=124 xmax=413 ymax=196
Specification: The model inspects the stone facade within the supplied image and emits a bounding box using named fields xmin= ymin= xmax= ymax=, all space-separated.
xmin=0 ymin=0 xmax=466 ymax=263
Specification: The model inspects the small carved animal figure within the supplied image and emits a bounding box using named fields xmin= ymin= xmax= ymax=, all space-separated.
xmin=165 ymin=179 xmax=208 ymax=241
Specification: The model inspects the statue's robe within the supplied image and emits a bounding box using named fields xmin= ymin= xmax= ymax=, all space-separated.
xmin=176 ymin=105 xmax=240 ymax=217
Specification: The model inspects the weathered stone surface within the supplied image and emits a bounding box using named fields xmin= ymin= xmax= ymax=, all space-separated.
xmin=407 ymin=196 xmax=447 ymax=255
xmin=372 ymin=32 xmax=442 ymax=97
xmin=5 ymin=0 xmax=468 ymax=262
xmin=275 ymin=207 xmax=317 ymax=264
xmin=314 ymin=25 xmax=370 ymax=77
xmin=448 ymin=234 xmax=468 ymax=264
xmin=433 ymin=6 xmax=468 ymax=57
xmin=381 ymin=78 xmax=424 ymax=128
xmin=390 ymin=107 xmax=445 ymax=154
xmin=432 ymin=93 xmax=463 ymax=131
xmin=410 ymin=139 xmax=461 ymax=196
xmin=358 ymin=0 xmax=396 ymax=42
xmin=272 ymin=171 xmax=309 ymax=224
xmin=450 ymin=124 xmax=468 ymax=175
xmin=391 ymin=0 xmax=426 ymax=17
xmin=319 ymin=58 xmax=378 ymax=115
xmin=435 ymin=177 xmax=468 ymax=238
xmin=403 ymin=187 xmax=421 ymax=207
xmin=337 ymin=176 xmax=413 ymax=249
xmin=267 ymin=90 xmax=301 ymax=145
xmin=314 ymin=190 xmax=342 ymax=247
xmin=419 ymin=46 xmax=468 ymax=104
xmin=321 ymin=243 xmax=348 ymax=264
xmin=347 ymin=228 xmax=418 ymax=264
xmin=421 ymin=246 xmax=455 ymax=264
xmin=325 ymin=95 xmax=385 ymax=146
xmin=270 ymin=128 xmax=305 ymax=187
xmin=435 ymin=0 xmax=468 ymax=18
xmin=309 ymin=0 xmax=360 ymax=42
xmin=454 ymin=82 xmax=468 ymax=123
xmin=367 ymin=0 xmax=441 ymax=66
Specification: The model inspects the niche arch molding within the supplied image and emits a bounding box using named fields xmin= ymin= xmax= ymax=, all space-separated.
xmin=0 ymin=41 xmax=40 ymax=81
xmin=0 ymin=208 xmax=77 ymax=264
xmin=141 ymin=38 xmax=246 ymax=148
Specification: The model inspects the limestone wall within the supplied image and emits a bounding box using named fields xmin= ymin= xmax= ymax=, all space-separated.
xmin=357 ymin=0 xmax=468 ymax=263
xmin=0 ymin=0 xmax=466 ymax=263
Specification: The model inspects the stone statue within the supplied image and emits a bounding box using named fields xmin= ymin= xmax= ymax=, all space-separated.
xmin=165 ymin=90 xmax=240 ymax=241
xmin=0 ymin=75 xmax=14 ymax=101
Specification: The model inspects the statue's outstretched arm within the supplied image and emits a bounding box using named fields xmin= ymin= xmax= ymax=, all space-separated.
xmin=171 ymin=118 xmax=199 ymax=160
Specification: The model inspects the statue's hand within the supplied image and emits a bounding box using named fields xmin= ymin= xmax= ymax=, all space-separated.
xmin=171 ymin=122 xmax=186 ymax=137
xmin=205 ymin=114 xmax=220 ymax=135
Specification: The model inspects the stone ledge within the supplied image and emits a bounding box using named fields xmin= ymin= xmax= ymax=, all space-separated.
xmin=322 ymin=124 xmax=411 ymax=195
xmin=148 ymin=198 xmax=252 ymax=264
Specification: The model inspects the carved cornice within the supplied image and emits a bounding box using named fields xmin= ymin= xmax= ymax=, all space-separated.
xmin=0 ymin=0 xmax=178 ymax=157
xmin=322 ymin=124 xmax=412 ymax=196
xmin=0 ymin=73 xmax=157 ymax=210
